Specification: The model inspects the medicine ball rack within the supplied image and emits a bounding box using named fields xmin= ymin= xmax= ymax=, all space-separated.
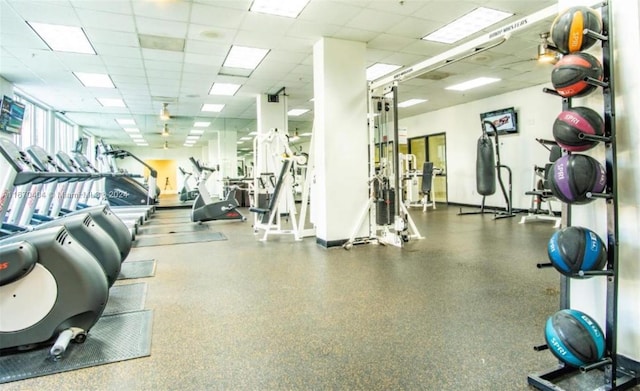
xmin=527 ymin=2 xmax=640 ymax=390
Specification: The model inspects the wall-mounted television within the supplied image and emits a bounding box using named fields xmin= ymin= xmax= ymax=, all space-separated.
xmin=479 ymin=107 xmax=518 ymax=135
xmin=0 ymin=95 xmax=26 ymax=134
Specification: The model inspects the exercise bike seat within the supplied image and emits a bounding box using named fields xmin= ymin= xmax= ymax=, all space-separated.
xmin=0 ymin=241 xmax=37 ymax=286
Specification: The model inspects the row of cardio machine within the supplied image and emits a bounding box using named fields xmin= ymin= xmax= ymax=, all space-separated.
xmin=0 ymin=137 xmax=155 ymax=359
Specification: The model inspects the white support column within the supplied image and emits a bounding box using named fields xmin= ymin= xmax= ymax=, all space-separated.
xmin=312 ymin=37 xmax=368 ymax=247
xmin=255 ymin=93 xmax=287 ymax=176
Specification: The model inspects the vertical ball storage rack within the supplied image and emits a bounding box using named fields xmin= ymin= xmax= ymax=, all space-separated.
xmin=527 ymin=1 xmax=640 ymax=390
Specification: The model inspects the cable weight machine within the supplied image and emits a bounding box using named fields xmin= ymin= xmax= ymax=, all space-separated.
xmin=344 ymin=84 xmax=422 ymax=249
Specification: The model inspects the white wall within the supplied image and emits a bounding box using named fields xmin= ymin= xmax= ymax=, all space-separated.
xmin=113 ymin=145 xmax=206 ymax=193
xmin=399 ymin=83 xmax=561 ymax=211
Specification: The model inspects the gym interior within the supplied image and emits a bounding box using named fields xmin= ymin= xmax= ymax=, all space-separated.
xmin=0 ymin=0 xmax=638 ymax=390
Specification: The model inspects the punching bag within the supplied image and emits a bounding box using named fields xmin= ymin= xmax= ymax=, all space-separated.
xmin=476 ymin=136 xmax=496 ymax=196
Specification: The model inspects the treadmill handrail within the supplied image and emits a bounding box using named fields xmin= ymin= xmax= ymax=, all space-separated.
xmin=15 ymin=171 xmax=93 ymax=186
xmin=106 ymin=149 xmax=158 ymax=178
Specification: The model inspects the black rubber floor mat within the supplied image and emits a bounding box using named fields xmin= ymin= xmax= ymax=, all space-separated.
xmin=0 ymin=310 xmax=153 ymax=384
xmin=146 ymin=217 xmax=192 ymax=225
xmin=139 ymin=223 xmax=210 ymax=235
xmin=133 ymin=231 xmax=226 ymax=247
xmin=117 ymin=259 xmax=156 ymax=280
xmin=103 ymin=282 xmax=147 ymax=316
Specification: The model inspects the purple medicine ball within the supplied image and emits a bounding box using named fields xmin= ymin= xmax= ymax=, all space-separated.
xmin=548 ymin=154 xmax=606 ymax=204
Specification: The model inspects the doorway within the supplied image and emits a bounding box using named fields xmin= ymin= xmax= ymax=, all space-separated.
xmin=145 ymin=159 xmax=178 ymax=195
xmin=408 ymin=133 xmax=447 ymax=203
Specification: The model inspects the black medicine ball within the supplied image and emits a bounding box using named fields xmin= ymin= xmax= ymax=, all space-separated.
xmin=551 ymin=52 xmax=603 ymax=98
xmin=551 ymin=6 xmax=602 ymax=53
xmin=548 ymin=154 xmax=606 ymax=204
xmin=552 ymin=106 xmax=604 ymax=152
xmin=547 ymin=226 xmax=607 ymax=277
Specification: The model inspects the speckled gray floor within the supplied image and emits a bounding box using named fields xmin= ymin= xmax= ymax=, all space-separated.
xmin=3 ymin=204 xmax=637 ymax=390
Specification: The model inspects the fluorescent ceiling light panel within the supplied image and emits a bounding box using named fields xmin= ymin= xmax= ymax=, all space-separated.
xmin=184 ymin=143 xmax=194 ymax=147
xmin=123 ymin=127 xmax=140 ymax=133
xmin=445 ymin=77 xmax=501 ymax=91
xmin=300 ymin=132 xmax=312 ymax=137
xmin=209 ymin=82 xmax=241 ymax=96
xmin=116 ymin=119 xmax=136 ymax=126
xmin=190 ymin=129 xmax=205 ymax=135
xmin=97 ymin=98 xmax=126 ymax=107
xmin=236 ymin=141 xmax=244 ymax=144
xmin=27 ymin=22 xmax=96 ymax=54
xmin=240 ymin=136 xmax=252 ymax=141
xmin=422 ymin=7 xmax=513 ymax=44
xmin=249 ymin=131 xmax=258 ymax=136
xmin=249 ymin=0 xmax=310 ymax=18
xmin=223 ymin=45 xmax=269 ymax=70
xmin=397 ymin=99 xmax=428 ymax=108
xmin=73 ymin=72 xmax=115 ymax=88
xmin=193 ymin=121 xmax=210 ymax=127
xmin=201 ymin=103 xmax=225 ymax=112
xmin=186 ymin=135 xmax=200 ymax=140
xmin=287 ymin=109 xmax=309 ymax=116
xmin=366 ymin=63 xmax=402 ymax=81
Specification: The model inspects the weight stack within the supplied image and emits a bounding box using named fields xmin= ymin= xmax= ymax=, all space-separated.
xmin=376 ymin=188 xmax=395 ymax=226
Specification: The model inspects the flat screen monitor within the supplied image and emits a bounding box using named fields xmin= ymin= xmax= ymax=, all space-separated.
xmin=0 ymin=95 xmax=26 ymax=134
xmin=479 ymin=107 xmax=518 ymax=135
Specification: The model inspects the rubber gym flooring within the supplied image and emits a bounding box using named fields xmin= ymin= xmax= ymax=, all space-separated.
xmin=4 ymin=201 xmax=630 ymax=390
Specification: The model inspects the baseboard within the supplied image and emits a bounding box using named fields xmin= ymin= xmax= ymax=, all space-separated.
xmin=316 ymin=237 xmax=348 ymax=248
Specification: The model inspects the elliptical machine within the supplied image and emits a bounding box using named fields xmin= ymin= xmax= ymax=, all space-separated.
xmin=189 ymin=157 xmax=245 ymax=223
xmin=178 ymin=167 xmax=198 ymax=202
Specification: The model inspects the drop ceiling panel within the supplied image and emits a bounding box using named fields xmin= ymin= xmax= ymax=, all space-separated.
xmin=96 ymin=44 xmax=142 ymax=59
xmin=184 ymin=39 xmax=229 ymax=56
xmin=332 ymin=27 xmax=379 ymax=43
xmin=75 ymin=8 xmax=136 ymax=32
xmin=298 ymin=1 xmax=363 ymax=25
xmin=106 ymin=65 xmax=146 ymax=77
xmin=183 ymin=52 xmax=225 ymax=67
xmin=132 ymin=0 xmax=191 ymax=22
xmin=286 ymin=19 xmax=341 ymax=40
xmin=190 ymin=3 xmax=247 ymax=29
xmin=187 ymin=24 xmax=237 ymax=44
xmin=346 ymin=9 xmax=407 ymax=32
xmin=141 ymin=48 xmax=184 ymax=63
xmin=8 ymin=1 xmax=80 ymax=25
xmin=135 ymin=16 xmax=188 ymax=38
xmin=367 ymin=33 xmax=417 ymax=52
xmin=69 ymin=0 xmax=133 ymax=15
xmin=85 ymin=29 xmax=139 ymax=47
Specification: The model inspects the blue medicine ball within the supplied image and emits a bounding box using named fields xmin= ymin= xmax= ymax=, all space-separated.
xmin=547 ymin=226 xmax=607 ymax=277
xmin=544 ymin=309 xmax=605 ymax=367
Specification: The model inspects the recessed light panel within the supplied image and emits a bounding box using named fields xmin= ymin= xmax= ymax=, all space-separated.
xmin=201 ymin=103 xmax=225 ymax=112
xmin=28 ymin=22 xmax=96 ymax=54
xmin=190 ymin=129 xmax=205 ymax=135
xmin=73 ymin=72 xmax=115 ymax=88
xmin=116 ymin=119 xmax=136 ymax=126
xmin=193 ymin=121 xmax=211 ymax=127
xmin=287 ymin=109 xmax=309 ymax=116
xmin=366 ymin=63 xmax=402 ymax=81
xmin=223 ymin=45 xmax=269 ymax=70
xmin=209 ymin=82 xmax=241 ymax=96
xmin=397 ymin=99 xmax=428 ymax=108
xmin=124 ymin=127 xmax=140 ymax=133
xmin=445 ymin=77 xmax=500 ymax=91
xmin=249 ymin=0 xmax=310 ymax=18
xmin=422 ymin=7 xmax=513 ymax=44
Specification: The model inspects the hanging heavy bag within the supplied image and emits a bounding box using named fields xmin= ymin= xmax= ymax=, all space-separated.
xmin=476 ymin=135 xmax=496 ymax=196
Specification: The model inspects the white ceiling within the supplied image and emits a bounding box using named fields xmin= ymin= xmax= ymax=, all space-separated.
xmin=0 ymin=0 xmax=558 ymax=150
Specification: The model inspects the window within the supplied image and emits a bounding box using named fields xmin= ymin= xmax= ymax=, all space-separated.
xmin=53 ymin=115 xmax=76 ymax=154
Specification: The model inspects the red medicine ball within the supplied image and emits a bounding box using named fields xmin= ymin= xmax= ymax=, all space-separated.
xmin=551 ymin=52 xmax=603 ymax=98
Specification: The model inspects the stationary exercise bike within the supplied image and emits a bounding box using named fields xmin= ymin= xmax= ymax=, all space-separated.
xmin=178 ymin=166 xmax=198 ymax=202
xmin=189 ymin=157 xmax=245 ymax=223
